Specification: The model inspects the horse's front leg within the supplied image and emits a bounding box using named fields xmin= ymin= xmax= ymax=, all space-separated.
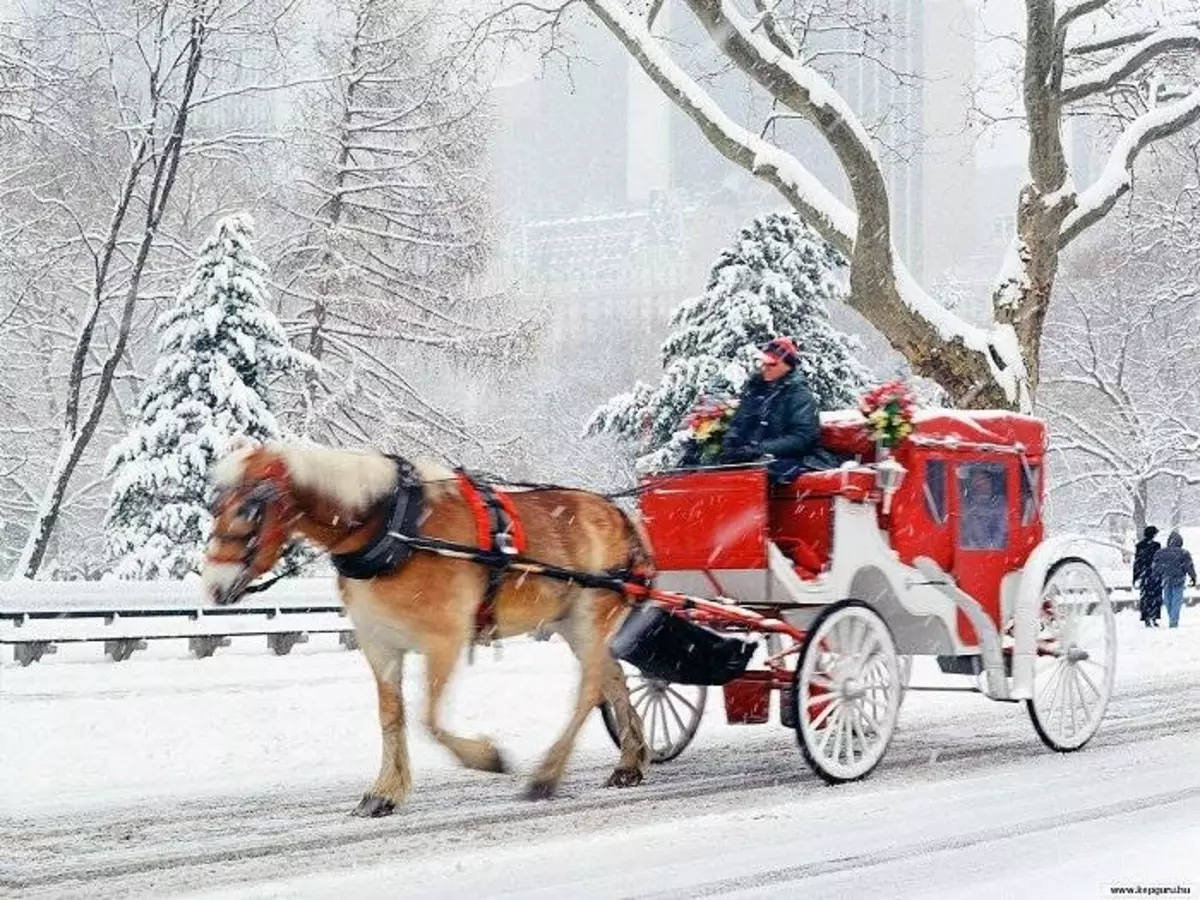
xmin=353 ymin=646 xmax=412 ymax=818
xmin=528 ymin=590 xmax=634 ymax=799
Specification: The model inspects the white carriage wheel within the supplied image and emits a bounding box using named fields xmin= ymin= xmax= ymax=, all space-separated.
xmin=1027 ymin=558 xmax=1116 ymax=752
xmin=600 ymin=665 xmax=707 ymax=763
xmin=791 ymin=600 xmax=903 ymax=784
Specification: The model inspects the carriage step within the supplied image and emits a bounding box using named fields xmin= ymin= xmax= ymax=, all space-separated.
xmin=935 ymin=654 xmax=983 ymax=676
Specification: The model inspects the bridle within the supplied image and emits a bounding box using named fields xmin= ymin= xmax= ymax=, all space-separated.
xmin=208 ymin=462 xmax=300 ymax=598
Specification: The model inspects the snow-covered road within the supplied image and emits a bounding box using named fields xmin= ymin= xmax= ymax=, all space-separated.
xmin=2 ymin=614 xmax=1198 ymax=899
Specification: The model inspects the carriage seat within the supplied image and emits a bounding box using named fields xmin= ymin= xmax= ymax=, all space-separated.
xmin=770 ymin=467 xmax=876 ymax=579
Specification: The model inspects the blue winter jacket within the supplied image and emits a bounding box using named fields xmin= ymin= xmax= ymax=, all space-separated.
xmin=1151 ymin=532 xmax=1197 ymax=586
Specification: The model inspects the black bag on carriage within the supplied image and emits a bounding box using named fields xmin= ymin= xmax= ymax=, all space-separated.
xmin=609 ymin=603 xmax=756 ymax=686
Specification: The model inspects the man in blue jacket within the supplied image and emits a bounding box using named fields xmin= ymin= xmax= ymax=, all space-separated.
xmin=717 ymin=337 xmax=835 ymax=483
xmin=1150 ymin=530 xmax=1197 ymax=628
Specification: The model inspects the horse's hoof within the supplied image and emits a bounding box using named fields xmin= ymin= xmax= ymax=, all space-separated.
xmin=525 ymin=780 xmax=556 ymax=801
xmin=484 ymin=748 xmax=510 ymax=774
xmin=605 ymin=767 xmax=644 ymax=788
xmin=352 ymin=794 xmax=396 ymax=818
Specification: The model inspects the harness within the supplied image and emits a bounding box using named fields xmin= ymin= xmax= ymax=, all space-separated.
xmin=455 ymin=469 xmax=527 ymax=644
xmin=273 ymin=458 xmax=651 ymax=647
xmin=328 ymin=460 xmax=535 ymax=644
xmin=329 ymin=457 xmax=426 ymax=580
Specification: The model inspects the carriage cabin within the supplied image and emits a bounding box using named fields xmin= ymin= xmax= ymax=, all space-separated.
xmin=637 ymin=410 xmax=1047 ymax=650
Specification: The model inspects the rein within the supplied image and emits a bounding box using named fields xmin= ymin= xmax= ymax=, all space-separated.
xmin=382 ymin=531 xmax=650 ymax=594
xmin=223 ymin=462 xmax=654 ymax=599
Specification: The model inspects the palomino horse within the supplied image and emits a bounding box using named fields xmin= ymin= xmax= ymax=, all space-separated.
xmin=201 ymin=441 xmax=650 ymax=815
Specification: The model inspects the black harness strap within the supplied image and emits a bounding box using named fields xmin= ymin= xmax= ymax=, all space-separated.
xmin=330 ymin=457 xmax=426 ymax=580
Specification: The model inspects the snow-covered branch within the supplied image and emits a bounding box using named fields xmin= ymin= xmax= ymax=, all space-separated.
xmin=1069 ymin=14 xmax=1200 ymax=55
xmin=1055 ymin=0 xmax=1111 ymax=35
xmin=1059 ymin=86 xmax=1200 ymax=246
xmin=1061 ymin=26 xmax=1200 ymax=103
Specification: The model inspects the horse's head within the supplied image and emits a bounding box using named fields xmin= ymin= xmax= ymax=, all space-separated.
xmin=202 ymin=441 xmax=298 ymax=606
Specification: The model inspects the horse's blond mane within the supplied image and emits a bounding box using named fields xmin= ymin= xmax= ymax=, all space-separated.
xmin=213 ymin=442 xmax=458 ymax=511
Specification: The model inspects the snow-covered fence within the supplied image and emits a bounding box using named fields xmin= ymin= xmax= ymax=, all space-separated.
xmin=1 ymin=579 xmax=1196 ymax=667
xmin=0 ymin=578 xmax=354 ymax=666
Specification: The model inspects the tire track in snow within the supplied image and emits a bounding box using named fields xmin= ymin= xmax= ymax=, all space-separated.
xmin=4 ymin=677 xmax=1197 ymax=896
xmin=633 ymin=786 xmax=1200 ymax=899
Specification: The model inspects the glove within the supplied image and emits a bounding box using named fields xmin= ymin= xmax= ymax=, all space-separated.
xmin=721 ymin=443 xmax=760 ymax=464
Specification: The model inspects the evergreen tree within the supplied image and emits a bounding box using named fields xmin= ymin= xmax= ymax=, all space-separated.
xmin=588 ymin=212 xmax=869 ymax=470
xmin=104 ymin=214 xmax=313 ymax=579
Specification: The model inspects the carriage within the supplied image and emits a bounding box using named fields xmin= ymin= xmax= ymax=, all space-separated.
xmin=205 ymin=406 xmax=1118 ymax=811
xmin=600 ymin=409 xmax=1118 ymax=784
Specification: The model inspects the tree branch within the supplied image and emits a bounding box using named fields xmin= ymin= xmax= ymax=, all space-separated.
xmin=1060 ymin=87 xmax=1200 ymax=246
xmin=1061 ymin=27 xmax=1200 ymax=104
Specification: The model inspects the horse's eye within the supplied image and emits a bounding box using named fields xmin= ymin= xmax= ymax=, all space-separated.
xmin=237 ymin=500 xmax=264 ymax=522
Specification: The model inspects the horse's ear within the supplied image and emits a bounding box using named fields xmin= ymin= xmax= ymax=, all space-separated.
xmin=226 ymin=433 xmax=260 ymax=454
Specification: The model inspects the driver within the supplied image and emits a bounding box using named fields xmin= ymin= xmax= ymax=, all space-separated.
xmin=717 ymin=337 xmax=831 ymax=483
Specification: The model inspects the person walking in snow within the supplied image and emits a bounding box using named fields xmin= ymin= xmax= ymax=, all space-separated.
xmin=717 ymin=337 xmax=838 ymax=484
xmin=1150 ymin=530 xmax=1197 ymax=629
xmin=1132 ymin=525 xmax=1163 ymax=627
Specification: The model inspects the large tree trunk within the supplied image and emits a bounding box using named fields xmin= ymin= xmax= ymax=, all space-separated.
xmin=1132 ymin=479 xmax=1148 ymax=538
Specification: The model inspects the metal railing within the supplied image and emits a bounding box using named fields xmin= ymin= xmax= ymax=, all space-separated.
xmin=1 ymin=579 xmax=1195 ymax=667
xmin=0 ymin=578 xmax=355 ymax=665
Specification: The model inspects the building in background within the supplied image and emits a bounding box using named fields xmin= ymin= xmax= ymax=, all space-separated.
xmin=487 ymin=2 xmax=986 ymax=363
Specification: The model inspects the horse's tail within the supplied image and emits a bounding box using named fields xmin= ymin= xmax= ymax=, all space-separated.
xmin=613 ymin=503 xmax=656 ymax=591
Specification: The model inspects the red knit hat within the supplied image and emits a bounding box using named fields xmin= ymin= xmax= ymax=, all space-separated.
xmin=760 ymin=336 xmax=799 ymax=367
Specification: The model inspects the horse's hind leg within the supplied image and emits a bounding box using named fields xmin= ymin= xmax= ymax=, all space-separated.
xmin=353 ymin=647 xmax=412 ymax=818
xmin=421 ymin=634 xmax=508 ymax=774
xmin=528 ymin=590 xmax=642 ymax=799
xmin=598 ymin=655 xmax=649 ymax=787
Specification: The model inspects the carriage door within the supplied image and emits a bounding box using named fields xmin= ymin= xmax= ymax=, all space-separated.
xmin=950 ymin=459 xmax=1014 ymax=647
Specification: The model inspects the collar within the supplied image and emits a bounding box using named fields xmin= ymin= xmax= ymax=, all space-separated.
xmin=330 ymin=457 xmax=426 ymax=580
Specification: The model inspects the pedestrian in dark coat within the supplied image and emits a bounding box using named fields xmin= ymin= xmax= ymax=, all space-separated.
xmin=1132 ymin=526 xmax=1163 ymax=627
xmin=716 ymin=337 xmax=839 ymax=483
xmin=1150 ymin=530 xmax=1197 ymax=629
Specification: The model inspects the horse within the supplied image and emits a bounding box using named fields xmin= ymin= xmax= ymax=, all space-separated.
xmin=200 ymin=440 xmax=651 ymax=815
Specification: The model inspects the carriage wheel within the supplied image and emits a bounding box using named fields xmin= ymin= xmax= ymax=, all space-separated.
xmin=601 ymin=666 xmax=706 ymax=763
xmin=791 ymin=600 xmax=903 ymax=784
xmin=1027 ymin=558 xmax=1116 ymax=752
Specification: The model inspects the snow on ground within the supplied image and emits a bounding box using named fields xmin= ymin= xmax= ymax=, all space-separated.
xmin=1 ymin=610 xmax=1198 ymax=898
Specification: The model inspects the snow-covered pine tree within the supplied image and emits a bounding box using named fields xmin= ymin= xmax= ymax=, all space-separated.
xmin=104 ymin=213 xmax=313 ymax=579
xmin=587 ymin=212 xmax=870 ymax=470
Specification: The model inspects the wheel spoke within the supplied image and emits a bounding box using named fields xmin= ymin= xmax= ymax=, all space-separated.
xmin=664 ymin=686 xmax=700 ymax=715
xmin=1066 ymin=668 xmax=1079 ymax=737
xmin=663 ymin=692 xmax=689 ymax=734
xmin=645 ymin=696 xmax=661 ymax=750
xmin=829 ymin=707 xmax=846 ymax=763
xmin=656 ymin=696 xmax=673 ymax=749
xmin=808 ymin=695 xmax=841 ymax=730
xmin=1075 ymin=661 xmax=1103 ymax=701
xmin=817 ymin=706 xmax=842 ymax=755
xmin=848 ymin=704 xmax=868 ymax=761
xmin=1071 ymin=669 xmax=1096 ymax=722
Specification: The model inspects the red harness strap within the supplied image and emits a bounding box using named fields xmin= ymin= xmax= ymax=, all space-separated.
xmin=454 ymin=472 xmax=528 ymax=642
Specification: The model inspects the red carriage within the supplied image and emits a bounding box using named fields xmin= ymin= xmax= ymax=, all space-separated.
xmin=602 ymin=409 xmax=1118 ymax=783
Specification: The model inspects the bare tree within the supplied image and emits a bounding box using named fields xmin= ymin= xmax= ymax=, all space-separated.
xmin=269 ymin=0 xmax=524 ymax=454
xmin=5 ymin=0 xmax=302 ymax=579
xmin=1041 ymin=156 xmax=1200 ymax=534
xmin=486 ymin=0 xmax=1200 ymax=410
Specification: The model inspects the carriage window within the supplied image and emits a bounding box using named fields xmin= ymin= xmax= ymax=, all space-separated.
xmin=1020 ymin=462 xmax=1041 ymax=526
xmin=957 ymin=463 xmax=1008 ymax=550
xmin=923 ymin=460 xmax=948 ymax=525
